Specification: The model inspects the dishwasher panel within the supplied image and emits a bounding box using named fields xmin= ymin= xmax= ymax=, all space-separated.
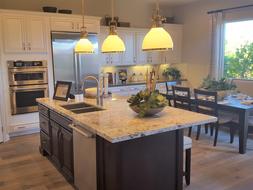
xmin=73 ymin=125 xmax=97 ymax=190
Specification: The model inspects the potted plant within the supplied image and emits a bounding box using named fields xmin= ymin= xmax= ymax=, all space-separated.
xmin=200 ymin=76 xmax=237 ymax=100
xmin=127 ymin=89 xmax=168 ymax=117
xmin=163 ymin=67 xmax=181 ymax=81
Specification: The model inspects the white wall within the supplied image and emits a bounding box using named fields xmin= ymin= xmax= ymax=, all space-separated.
xmin=0 ymin=0 xmax=174 ymax=28
xmin=173 ymin=0 xmax=253 ymax=88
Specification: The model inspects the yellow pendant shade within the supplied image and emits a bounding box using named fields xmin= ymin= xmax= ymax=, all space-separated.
xmin=75 ymin=37 xmax=94 ymax=54
xmin=142 ymin=27 xmax=173 ymax=51
xmin=101 ymin=34 xmax=126 ymax=53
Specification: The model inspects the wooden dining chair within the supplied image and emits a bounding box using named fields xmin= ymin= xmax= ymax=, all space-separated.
xmin=172 ymin=86 xmax=193 ymax=137
xmin=165 ymin=81 xmax=178 ymax=106
xmin=172 ymin=86 xmax=192 ymax=185
xmin=184 ymin=136 xmax=192 ymax=186
xmin=194 ymin=89 xmax=234 ymax=146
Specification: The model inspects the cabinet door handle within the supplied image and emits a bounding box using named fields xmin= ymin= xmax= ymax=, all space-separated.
xmin=28 ymin=43 xmax=31 ymax=51
xmin=72 ymin=23 xmax=75 ymax=30
xmin=22 ymin=42 xmax=26 ymax=51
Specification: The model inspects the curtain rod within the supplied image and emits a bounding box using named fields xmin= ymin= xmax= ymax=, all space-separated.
xmin=207 ymin=4 xmax=253 ymax=14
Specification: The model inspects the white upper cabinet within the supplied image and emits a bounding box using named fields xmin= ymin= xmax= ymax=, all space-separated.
xmin=135 ymin=31 xmax=148 ymax=64
xmin=50 ymin=16 xmax=100 ymax=34
xmin=99 ymin=27 xmax=122 ymax=66
xmin=162 ymin=24 xmax=183 ymax=64
xmin=2 ymin=14 xmax=47 ymax=53
xmin=26 ymin=17 xmax=47 ymax=52
xmin=119 ymin=30 xmax=135 ymax=65
xmin=2 ymin=16 xmax=26 ymax=53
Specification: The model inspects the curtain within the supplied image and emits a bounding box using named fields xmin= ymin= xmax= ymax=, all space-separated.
xmin=210 ymin=12 xmax=225 ymax=80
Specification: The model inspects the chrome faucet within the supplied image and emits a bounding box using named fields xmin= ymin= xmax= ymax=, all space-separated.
xmin=83 ymin=75 xmax=104 ymax=107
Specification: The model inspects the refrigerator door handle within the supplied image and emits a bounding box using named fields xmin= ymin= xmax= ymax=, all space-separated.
xmin=74 ymin=53 xmax=79 ymax=94
xmin=77 ymin=54 xmax=82 ymax=93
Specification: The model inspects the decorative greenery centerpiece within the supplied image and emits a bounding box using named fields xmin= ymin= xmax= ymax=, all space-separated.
xmin=127 ymin=89 xmax=168 ymax=117
xmin=200 ymin=76 xmax=237 ymax=100
xmin=127 ymin=65 xmax=168 ymax=117
xmin=163 ymin=67 xmax=181 ymax=81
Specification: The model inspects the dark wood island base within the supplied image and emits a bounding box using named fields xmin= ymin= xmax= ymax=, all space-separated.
xmin=96 ymin=130 xmax=183 ymax=190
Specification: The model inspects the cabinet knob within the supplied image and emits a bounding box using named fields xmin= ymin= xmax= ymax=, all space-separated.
xmin=28 ymin=43 xmax=31 ymax=51
xmin=22 ymin=42 xmax=26 ymax=51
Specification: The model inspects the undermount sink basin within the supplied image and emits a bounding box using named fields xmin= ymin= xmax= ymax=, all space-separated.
xmin=61 ymin=102 xmax=92 ymax=110
xmin=61 ymin=102 xmax=104 ymax=114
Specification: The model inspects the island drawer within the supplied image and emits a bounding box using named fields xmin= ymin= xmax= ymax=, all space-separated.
xmin=38 ymin=104 xmax=49 ymax=117
xmin=40 ymin=131 xmax=51 ymax=155
xmin=50 ymin=111 xmax=72 ymax=131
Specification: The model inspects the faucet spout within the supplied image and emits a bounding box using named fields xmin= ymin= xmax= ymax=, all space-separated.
xmin=83 ymin=75 xmax=104 ymax=107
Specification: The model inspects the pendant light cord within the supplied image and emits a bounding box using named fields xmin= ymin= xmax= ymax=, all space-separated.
xmin=156 ymin=0 xmax=160 ymax=14
xmin=111 ymin=0 xmax=114 ymax=22
xmin=82 ymin=0 xmax=85 ymax=28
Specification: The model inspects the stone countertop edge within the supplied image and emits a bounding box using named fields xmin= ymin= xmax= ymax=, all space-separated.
xmin=37 ymin=98 xmax=217 ymax=143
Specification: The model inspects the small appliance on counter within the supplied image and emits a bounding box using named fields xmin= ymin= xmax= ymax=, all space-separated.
xmin=7 ymin=60 xmax=49 ymax=115
xmin=118 ymin=69 xmax=127 ymax=84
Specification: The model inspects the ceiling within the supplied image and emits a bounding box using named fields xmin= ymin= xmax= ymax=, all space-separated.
xmin=146 ymin=0 xmax=201 ymax=6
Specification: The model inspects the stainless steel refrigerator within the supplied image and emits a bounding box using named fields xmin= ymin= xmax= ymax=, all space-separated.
xmin=51 ymin=32 xmax=100 ymax=94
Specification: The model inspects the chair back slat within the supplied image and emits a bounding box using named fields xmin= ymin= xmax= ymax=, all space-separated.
xmin=172 ymin=86 xmax=191 ymax=111
xmin=194 ymin=89 xmax=218 ymax=116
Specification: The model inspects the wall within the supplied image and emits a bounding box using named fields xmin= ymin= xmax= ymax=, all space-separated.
xmin=173 ymin=0 xmax=253 ymax=88
xmin=0 ymin=0 xmax=173 ymax=28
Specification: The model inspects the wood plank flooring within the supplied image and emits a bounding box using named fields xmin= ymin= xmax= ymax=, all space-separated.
xmin=0 ymin=129 xmax=253 ymax=190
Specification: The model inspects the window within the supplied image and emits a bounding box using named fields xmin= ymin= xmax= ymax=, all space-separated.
xmin=224 ymin=20 xmax=253 ymax=79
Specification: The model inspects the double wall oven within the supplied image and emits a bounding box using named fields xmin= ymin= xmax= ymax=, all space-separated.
xmin=8 ymin=61 xmax=49 ymax=115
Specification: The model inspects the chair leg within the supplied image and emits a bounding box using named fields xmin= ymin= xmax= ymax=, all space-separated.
xmin=188 ymin=127 xmax=192 ymax=137
xmin=210 ymin=124 xmax=214 ymax=136
xmin=213 ymin=123 xmax=219 ymax=147
xmin=196 ymin=125 xmax=201 ymax=140
xmin=230 ymin=124 xmax=236 ymax=144
xmin=205 ymin=124 xmax=209 ymax=134
xmin=185 ymin=149 xmax=191 ymax=186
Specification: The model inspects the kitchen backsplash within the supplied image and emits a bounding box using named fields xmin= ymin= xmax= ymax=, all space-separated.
xmin=101 ymin=63 xmax=188 ymax=86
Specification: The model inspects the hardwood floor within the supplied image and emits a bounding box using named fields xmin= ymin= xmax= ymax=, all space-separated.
xmin=0 ymin=134 xmax=73 ymax=190
xmin=0 ymin=130 xmax=253 ymax=190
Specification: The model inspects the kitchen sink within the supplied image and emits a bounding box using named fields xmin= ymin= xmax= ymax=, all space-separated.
xmin=70 ymin=107 xmax=104 ymax=114
xmin=61 ymin=102 xmax=93 ymax=110
xmin=61 ymin=102 xmax=104 ymax=114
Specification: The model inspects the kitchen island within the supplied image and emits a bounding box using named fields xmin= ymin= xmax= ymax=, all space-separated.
xmin=37 ymin=95 xmax=217 ymax=190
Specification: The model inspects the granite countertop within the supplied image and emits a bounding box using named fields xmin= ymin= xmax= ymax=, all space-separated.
xmin=37 ymin=95 xmax=217 ymax=143
xmin=109 ymin=79 xmax=188 ymax=87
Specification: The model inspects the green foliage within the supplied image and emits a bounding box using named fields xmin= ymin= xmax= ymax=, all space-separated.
xmin=201 ymin=76 xmax=236 ymax=91
xmin=127 ymin=89 xmax=168 ymax=117
xmin=224 ymin=43 xmax=253 ymax=79
xmin=163 ymin=67 xmax=181 ymax=80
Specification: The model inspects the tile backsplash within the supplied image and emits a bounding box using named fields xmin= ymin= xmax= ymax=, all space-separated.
xmin=101 ymin=63 xmax=188 ymax=85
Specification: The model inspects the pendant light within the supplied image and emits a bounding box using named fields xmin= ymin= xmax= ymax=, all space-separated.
xmin=75 ymin=0 xmax=94 ymax=54
xmin=142 ymin=0 xmax=173 ymax=51
xmin=101 ymin=0 xmax=125 ymax=53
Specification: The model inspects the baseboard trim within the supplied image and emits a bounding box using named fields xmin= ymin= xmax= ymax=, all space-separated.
xmin=9 ymin=127 xmax=40 ymax=138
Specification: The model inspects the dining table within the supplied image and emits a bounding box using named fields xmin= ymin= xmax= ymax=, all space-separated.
xmin=162 ymin=91 xmax=253 ymax=154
